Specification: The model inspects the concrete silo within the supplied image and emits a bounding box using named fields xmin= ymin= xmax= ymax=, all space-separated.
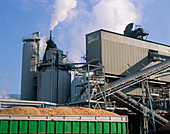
xmin=21 ymin=32 xmax=40 ymax=100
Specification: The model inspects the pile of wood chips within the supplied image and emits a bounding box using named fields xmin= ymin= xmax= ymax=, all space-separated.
xmin=0 ymin=106 xmax=118 ymax=116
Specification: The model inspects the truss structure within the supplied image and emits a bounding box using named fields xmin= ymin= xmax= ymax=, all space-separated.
xmin=70 ymin=59 xmax=170 ymax=134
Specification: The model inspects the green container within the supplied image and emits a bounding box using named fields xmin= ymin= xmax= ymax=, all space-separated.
xmin=65 ymin=121 xmax=72 ymax=133
xmin=19 ymin=120 xmax=28 ymax=133
xmin=56 ymin=121 xmax=64 ymax=133
xmin=0 ymin=120 xmax=8 ymax=133
xmin=47 ymin=120 xmax=55 ymax=133
xmin=117 ymin=122 xmax=122 ymax=133
xmin=29 ymin=120 xmax=37 ymax=133
xmin=103 ymin=122 xmax=110 ymax=133
xmin=122 ymin=122 xmax=127 ymax=133
xmin=0 ymin=115 xmax=128 ymax=134
xmin=96 ymin=122 xmax=102 ymax=133
xmin=80 ymin=121 xmax=88 ymax=133
xmin=38 ymin=120 xmax=46 ymax=133
xmin=111 ymin=122 xmax=117 ymax=133
xmin=9 ymin=120 xmax=18 ymax=133
xmin=72 ymin=121 xmax=80 ymax=133
xmin=89 ymin=122 xmax=95 ymax=133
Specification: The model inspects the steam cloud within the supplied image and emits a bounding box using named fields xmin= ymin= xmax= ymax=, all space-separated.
xmin=47 ymin=0 xmax=142 ymax=62
xmin=0 ymin=73 xmax=9 ymax=99
xmin=58 ymin=0 xmax=141 ymax=62
xmin=50 ymin=0 xmax=77 ymax=30
xmin=92 ymin=0 xmax=140 ymax=33
xmin=39 ymin=36 xmax=47 ymax=58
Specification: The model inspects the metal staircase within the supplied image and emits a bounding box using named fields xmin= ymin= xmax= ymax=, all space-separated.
xmin=111 ymin=91 xmax=169 ymax=125
xmin=93 ymin=59 xmax=170 ymax=101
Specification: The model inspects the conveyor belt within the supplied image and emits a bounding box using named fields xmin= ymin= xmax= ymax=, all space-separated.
xmin=92 ymin=59 xmax=170 ymax=125
xmin=93 ymin=59 xmax=170 ymax=101
xmin=111 ymin=91 xmax=169 ymax=125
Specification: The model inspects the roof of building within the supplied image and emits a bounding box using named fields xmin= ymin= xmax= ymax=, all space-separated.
xmin=86 ymin=29 xmax=170 ymax=48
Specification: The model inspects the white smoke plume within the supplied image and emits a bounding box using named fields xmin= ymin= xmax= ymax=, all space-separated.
xmin=40 ymin=36 xmax=47 ymax=58
xmin=92 ymin=0 xmax=140 ymax=33
xmin=49 ymin=0 xmax=142 ymax=62
xmin=50 ymin=0 xmax=77 ymax=30
xmin=0 ymin=73 xmax=9 ymax=99
xmin=64 ymin=0 xmax=141 ymax=62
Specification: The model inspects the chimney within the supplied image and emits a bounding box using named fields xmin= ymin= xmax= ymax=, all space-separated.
xmin=50 ymin=30 xmax=52 ymax=40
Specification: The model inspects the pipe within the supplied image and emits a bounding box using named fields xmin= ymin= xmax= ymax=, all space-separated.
xmin=50 ymin=30 xmax=52 ymax=40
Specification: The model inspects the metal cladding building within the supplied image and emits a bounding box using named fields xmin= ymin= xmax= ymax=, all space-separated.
xmin=86 ymin=29 xmax=170 ymax=96
xmin=68 ymin=25 xmax=170 ymax=133
xmin=19 ymin=25 xmax=170 ymax=133
xmin=21 ymin=31 xmax=71 ymax=104
xmin=36 ymin=31 xmax=71 ymax=104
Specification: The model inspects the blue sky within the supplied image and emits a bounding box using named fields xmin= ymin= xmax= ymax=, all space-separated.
xmin=0 ymin=0 xmax=170 ymax=95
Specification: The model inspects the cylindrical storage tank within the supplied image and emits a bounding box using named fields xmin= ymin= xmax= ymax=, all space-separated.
xmin=21 ymin=38 xmax=40 ymax=100
xmin=37 ymin=66 xmax=71 ymax=104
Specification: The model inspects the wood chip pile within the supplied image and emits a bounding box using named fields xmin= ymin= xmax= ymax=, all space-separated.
xmin=0 ymin=106 xmax=119 ymax=116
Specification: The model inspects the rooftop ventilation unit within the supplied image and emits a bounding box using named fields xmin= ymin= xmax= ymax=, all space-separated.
xmin=124 ymin=23 xmax=149 ymax=39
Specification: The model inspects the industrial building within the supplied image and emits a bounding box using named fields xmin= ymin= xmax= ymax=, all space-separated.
xmin=21 ymin=31 xmax=71 ymax=104
xmin=86 ymin=29 xmax=170 ymax=97
xmin=19 ymin=23 xmax=170 ymax=133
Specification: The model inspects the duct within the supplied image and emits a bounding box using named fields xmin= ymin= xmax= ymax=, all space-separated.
xmin=81 ymin=59 xmax=100 ymax=68
xmin=149 ymin=52 xmax=170 ymax=61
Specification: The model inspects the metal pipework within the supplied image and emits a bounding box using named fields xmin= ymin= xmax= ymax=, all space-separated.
xmin=115 ymin=91 xmax=169 ymax=125
xmin=32 ymin=32 xmax=40 ymax=39
xmin=148 ymin=52 xmax=170 ymax=61
xmin=50 ymin=30 xmax=52 ymax=40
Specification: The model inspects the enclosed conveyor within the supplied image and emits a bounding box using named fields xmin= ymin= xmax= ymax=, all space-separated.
xmin=111 ymin=91 xmax=169 ymax=125
xmin=92 ymin=58 xmax=170 ymax=125
xmin=93 ymin=59 xmax=170 ymax=101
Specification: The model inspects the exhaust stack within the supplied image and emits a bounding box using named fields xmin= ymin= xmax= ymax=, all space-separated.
xmin=42 ymin=30 xmax=57 ymax=62
xmin=50 ymin=30 xmax=52 ymax=40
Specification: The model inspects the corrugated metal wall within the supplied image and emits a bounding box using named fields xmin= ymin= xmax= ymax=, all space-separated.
xmin=37 ymin=66 xmax=71 ymax=104
xmin=101 ymin=38 xmax=148 ymax=75
xmin=86 ymin=31 xmax=101 ymax=63
xmin=86 ymin=30 xmax=170 ymax=83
